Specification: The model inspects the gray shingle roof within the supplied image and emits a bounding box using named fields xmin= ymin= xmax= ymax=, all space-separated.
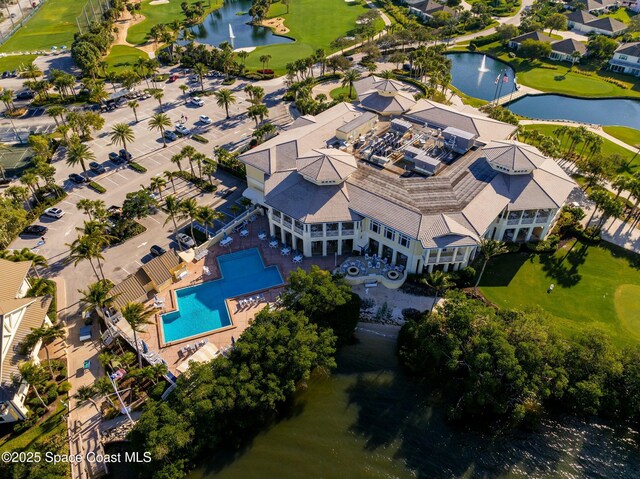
xmin=586 ymin=16 xmax=627 ymax=33
xmin=482 ymin=140 xmax=547 ymax=171
xmin=297 ymin=149 xmax=357 ymax=182
xmin=511 ymin=31 xmax=553 ymax=45
xmin=566 ymin=9 xmax=597 ymax=24
xmin=551 ymin=38 xmax=587 ymax=56
xmin=615 ymin=42 xmax=640 ymax=57
xmin=359 ymin=90 xmax=417 ymax=115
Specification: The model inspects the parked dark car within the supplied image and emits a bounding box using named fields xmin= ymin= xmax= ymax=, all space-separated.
xmin=15 ymin=90 xmax=35 ymax=100
xmin=150 ymin=245 xmax=167 ymax=257
xmin=119 ymin=149 xmax=132 ymax=160
xmin=20 ymin=225 xmax=48 ymax=237
xmin=89 ymin=162 xmax=106 ymax=174
xmin=109 ymin=152 xmax=126 ymax=164
xmin=164 ymin=130 xmax=178 ymax=142
xmin=68 ymin=173 xmax=87 ymax=184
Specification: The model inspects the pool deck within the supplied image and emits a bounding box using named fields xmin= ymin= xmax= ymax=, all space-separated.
xmin=137 ymin=216 xmax=347 ymax=375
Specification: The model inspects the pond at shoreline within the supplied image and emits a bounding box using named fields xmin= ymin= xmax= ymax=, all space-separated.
xmin=190 ymin=324 xmax=640 ymax=479
xmin=190 ymin=0 xmax=293 ymax=49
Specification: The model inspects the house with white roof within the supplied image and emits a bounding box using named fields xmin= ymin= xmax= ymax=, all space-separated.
xmin=609 ymin=42 xmax=640 ymax=76
xmin=0 ymin=259 xmax=52 ymax=423
xmin=238 ymin=85 xmax=576 ymax=274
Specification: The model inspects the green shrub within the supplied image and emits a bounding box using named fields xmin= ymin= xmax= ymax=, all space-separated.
xmin=57 ymin=381 xmax=72 ymax=394
xmin=192 ymin=134 xmax=209 ymax=144
xmin=128 ymin=161 xmax=147 ymax=173
xmin=175 ymin=170 xmax=216 ymax=193
xmin=88 ymin=181 xmax=106 ymax=193
xmin=222 ymin=78 xmax=236 ymax=85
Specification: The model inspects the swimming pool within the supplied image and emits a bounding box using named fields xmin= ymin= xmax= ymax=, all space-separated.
xmin=161 ymin=248 xmax=283 ymax=343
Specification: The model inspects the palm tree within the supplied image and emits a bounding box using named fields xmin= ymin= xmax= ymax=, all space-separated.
xmin=192 ymin=152 xmax=206 ymax=178
xmin=23 ymin=323 xmax=65 ymax=380
xmin=121 ymin=302 xmax=155 ymax=368
xmin=46 ymin=105 xmax=67 ymax=126
xmin=18 ymin=361 xmax=48 ymax=410
xmin=78 ymin=280 xmax=116 ymax=316
xmin=193 ymin=62 xmax=208 ymax=92
xmin=110 ymin=123 xmax=135 ymax=159
xmin=170 ymin=152 xmax=184 ymax=171
xmin=67 ymin=234 xmax=105 ymax=281
xmin=128 ymin=100 xmax=140 ymax=122
xmin=341 ymin=69 xmax=361 ymax=98
xmin=7 ymin=247 xmax=48 ymax=277
xmin=259 ymin=54 xmax=272 ymax=70
xmin=163 ymin=195 xmax=182 ymax=230
xmin=66 ymin=139 xmax=95 ymax=176
xmin=180 ymin=145 xmax=197 ymax=176
xmin=179 ymin=84 xmax=190 ymax=104
xmin=148 ymin=113 xmax=172 ymax=147
xmin=150 ymin=176 xmax=167 ymax=199
xmin=164 ymin=170 xmax=178 ymax=192
xmin=5 ymin=185 xmax=31 ymax=211
xmin=202 ymin=161 xmax=217 ymax=186
xmin=153 ymin=90 xmax=164 ymax=111
xmin=247 ymin=103 xmax=269 ymax=128
xmin=612 ymin=175 xmax=631 ymax=200
xmin=197 ymin=206 xmax=223 ymax=237
xmin=426 ymin=270 xmax=454 ymax=312
xmin=237 ymin=50 xmax=249 ymax=67
xmin=474 ymin=239 xmax=509 ymax=289
xmin=178 ymin=197 xmax=199 ymax=240
xmin=213 ymin=88 xmax=237 ymax=119
xmin=75 ymin=384 xmax=100 ymax=413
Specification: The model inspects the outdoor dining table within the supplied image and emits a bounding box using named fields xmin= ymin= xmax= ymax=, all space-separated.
xmin=269 ymin=240 xmax=279 ymax=248
xmin=281 ymin=247 xmax=291 ymax=255
xmin=258 ymin=232 xmax=267 ymax=240
xmin=240 ymin=229 xmax=249 ymax=237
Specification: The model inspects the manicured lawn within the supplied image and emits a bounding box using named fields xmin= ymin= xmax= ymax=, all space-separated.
xmin=0 ymin=403 xmax=67 ymax=452
xmin=127 ymin=0 xmax=223 ymax=45
xmin=0 ymin=0 xmax=87 ymax=53
xmin=245 ymin=0 xmax=385 ymax=73
xmin=601 ymin=7 xmax=636 ymax=24
xmin=478 ymin=42 xmax=640 ymax=98
xmin=521 ymin=123 xmax=640 ymax=174
xmin=330 ymin=85 xmax=357 ymax=100
xmin=0 ymin=54 xmax=38 ymax=72
xmin=602 ymin=125 xmax=640 ymax=149
xmin=104 ymin=45 xmax=148 ymax=73
xmin=480 ymin=240 xmax=640 ymax=349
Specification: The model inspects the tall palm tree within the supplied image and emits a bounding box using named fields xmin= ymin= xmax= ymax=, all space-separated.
xmin=193 ymin=62 xmax=208 ymax=92
xmin=163 ymin=195 xmax=182 ymax=230
xmin=247 ymin=103 xmax=269 ymax=128
xmin=341 ymin=69 xmax=361 ymax=98
xmin=5 ymin=185 xmax=31 ymax=211
xmin=18 ymin=361 xmax=48 ymax=410
xmin=192 ymin=152 xmax=206 ymax=178
xmin=66 ymin=139 xmax=95 ymax=176
xmin=425 ymin=270 xmax=454 ymax=312
xmin=78 ymin=280 xmax=116 ymax=315
xmin=179 ymin=84 xmax=190 ymax=104
xmin=121 ymin=302 xmax=155 ymax=368
xmin=150 ymin=176 xmax=167 ymax=199
xmin=213 ymin=88 xmax=236 ymax=119
xmin=612 ymin=175 xmax=631 ymax=200
xmin=23 ymin=323 xmax=65 ymax=380
xmin=148 ymin=113 xmax=172 ymax=147
xmin=128 ymin=100 xmax=140 ymax=122
xmin=67 ymin=234 xmax=105 ymax=281
xmin=164 ymin=170 xmax=178 ymax=192
xmin=5 ymin=247 xmax=48 ymax=277
xmin=197 ymin=206 xmax=223 ymax=237
xmin=110 ymin=123 xmax=135 ymax=159
xmin=46 ymin=105 xmax=67 ymax=126
xmin=180 ymin=145 xmax=197 ymax=176
xmin=474 ymin=239 xmax=509 ymax=289
xmin=153 ymin=90 xmax=164 ymax=111
xmin=202 ymin=161 xmax=217 ymax=186
xmin=178 ymin=197 xmax=199 ymax=239
xmin=75 ymin=384 xmax=100 ymax=413
xmin=170 ymin=153 xmax=184 ymax=171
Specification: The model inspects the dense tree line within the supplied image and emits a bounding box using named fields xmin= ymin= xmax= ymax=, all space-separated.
xmin=129 ymin=307 xmax=337 ymax=478
xmin=398 ymin=292 xmax=640 ymax=428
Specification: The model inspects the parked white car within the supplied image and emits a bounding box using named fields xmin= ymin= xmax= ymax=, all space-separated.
xmin=43 ymin=207 xmax=65 ymax=219
xmin=176 ymin=233 xmax=196 ymax=248
xmin=175 ymin=124 xmax=190 ymax=135
xmin=190 ymin=96 xmax=204 ymax=107
xmin=199 ymin=115 xmax=212 ymax=124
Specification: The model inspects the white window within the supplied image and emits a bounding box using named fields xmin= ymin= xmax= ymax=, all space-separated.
xmin=398 ymin=234 xmax=411 ymax=248
xmin=384 ymin=227 xmax=395 ymax=241
xmin=370 ymin=221 xmax=381 ymax=234
xmin=619 ymin=55 xmax=628 ymax=60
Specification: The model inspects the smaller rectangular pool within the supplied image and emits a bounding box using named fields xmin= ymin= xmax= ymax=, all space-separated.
xmin=161 ymin=248 xmax=283 ymax=343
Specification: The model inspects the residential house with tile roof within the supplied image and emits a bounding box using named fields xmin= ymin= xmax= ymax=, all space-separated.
xmin=239 ymin=98 xmax=576 ymax=274
xmin=609 ymin=42 xmax=640 ymax=76
xmin=566 ymin=9 xmax=627 ymax=36
xmin=0 ymin=258 xmax=52 ymax=423
xmin=408 ymin=0 xmax=454 ymax=20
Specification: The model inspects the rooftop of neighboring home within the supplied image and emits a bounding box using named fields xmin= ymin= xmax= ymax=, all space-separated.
xmin=410 ymin=0 xmax=453 ymax=15
xmin=240 ymin=100 xmax=575 ymax=250
xmin=566 ymin=9 xmax=598 ymax=24
xmin=614 ymin=41 xmax=640 ymax=57
xmin=510 ymin=31 xmax=554 ymax=45
xmin=585 ymin=16 xmax=628 ymax=33
xmin=575 ymin=0 xmax=616 ymax=11
xmin=551 ymin=38 xmax=587 ymax=55
xmin=0 ymin=258 xmax=51 ymax=401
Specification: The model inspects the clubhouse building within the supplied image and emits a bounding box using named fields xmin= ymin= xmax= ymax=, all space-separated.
xmin=239 ymin=79 xmax=576 ymax=274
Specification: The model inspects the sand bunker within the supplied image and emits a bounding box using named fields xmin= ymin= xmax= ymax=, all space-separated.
xmin=149 ymin=0 xmax=170 ymax=5
xmin=258 ymin=17 xmax=290 ymax=35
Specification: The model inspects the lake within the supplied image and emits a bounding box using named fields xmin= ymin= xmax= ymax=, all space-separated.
xmin=190 ymin=324 xmax=640 ymax=479
xmin=447 ymin=52 xmax=640 ymax=129
xmin=190 ymin=0 xmax=293 ymax=50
